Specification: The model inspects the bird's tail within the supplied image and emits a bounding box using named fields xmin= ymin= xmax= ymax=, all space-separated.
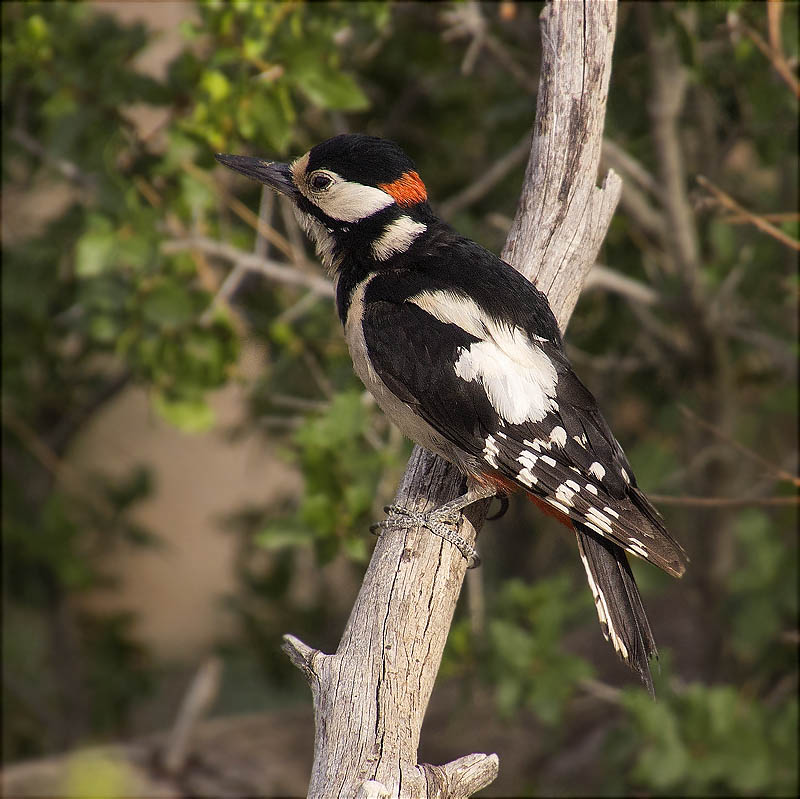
xmin=574 ymin=523 xmax=657 ymax=696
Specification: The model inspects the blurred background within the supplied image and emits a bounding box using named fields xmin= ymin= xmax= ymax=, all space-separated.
xmin=2 ymin=1 xmax=797 ymax=796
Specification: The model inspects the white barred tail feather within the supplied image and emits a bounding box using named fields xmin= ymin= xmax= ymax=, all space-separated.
xmin=576 ymin=524 xmax=657 ymax=695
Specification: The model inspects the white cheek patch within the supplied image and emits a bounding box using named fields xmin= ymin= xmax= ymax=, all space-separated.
xmin=372 ymin=216 xmax=427 ymax=261
xmin=309 ymin=172 xmax=395 ymax=222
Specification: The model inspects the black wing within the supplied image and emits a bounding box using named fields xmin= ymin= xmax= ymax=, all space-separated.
xmin=360 ymin=285 xmax=687 ymax=578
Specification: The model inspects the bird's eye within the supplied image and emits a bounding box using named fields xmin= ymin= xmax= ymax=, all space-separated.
xmin=310 ymin=173 xmax=333 ymax=191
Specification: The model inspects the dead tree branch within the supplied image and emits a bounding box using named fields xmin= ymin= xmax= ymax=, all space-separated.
xmin=284 ymin=2 xmax=622 ymax=796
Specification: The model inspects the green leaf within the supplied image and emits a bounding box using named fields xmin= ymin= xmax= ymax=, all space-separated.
xmin=292 ymin=66 xmax=369 ymax=111
xmin=75 ymin=215 xmax=115 ymax=277
xmin=141 ymin=282 xmax=195 ymax=327
xmin=256 ymin=525 xmax=313 ymax=551
xmin=152 ymin=392 xmax=215 ymax=432
xmin=201 ymin=69 xmax=231 ymax=102
xmin=250 ymin=91 xmax=293 ymax=153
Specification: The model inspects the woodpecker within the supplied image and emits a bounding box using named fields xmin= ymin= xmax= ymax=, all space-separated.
xmin=215 ymin=134 xmax=688 ymax=694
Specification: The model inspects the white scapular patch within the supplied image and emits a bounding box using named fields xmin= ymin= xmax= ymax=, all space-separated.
xmin=371 ymin=216 xmax=427 ymax=261
xmin=555 ymin=483 xmax=576 ymax=507
xmin=549 ymin=426 xmax=567 ymax=447
xmin=577 ymin=538 xmax=629 ymax=660
xmin=483 ymin=434 xmax=500 ymax=468
xmin=408 ymin=291 xmax=559 ymax=424
xmin=585 ymin=507 xmax=613 ymax=535
xmin=588 ymin=461 xmax=606 ymax=481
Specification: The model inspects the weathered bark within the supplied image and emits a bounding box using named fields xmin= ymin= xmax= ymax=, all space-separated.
xmin=283 ymin=1 xmax=623 ymax=796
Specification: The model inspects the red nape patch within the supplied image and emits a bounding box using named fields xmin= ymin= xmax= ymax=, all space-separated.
xmin=379 ymin=171 xmax=427 ymax=206
xmin=526 ymin=493 xmax=573 ymax=529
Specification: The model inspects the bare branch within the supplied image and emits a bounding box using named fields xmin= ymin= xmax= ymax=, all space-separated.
xmin=161 ymin=657 xmax=222 ymax=775
xmin=697 ymin=174 xmax=800 ymax=252
xmin=601 ymin=137 xmax=660 ymax=197
xmin=679 ymin=404 xmax=800 ymax=487
xmin=648 ymin=494 xmax=798 ymax=508
xmin=441 ymin=2 xmax=538 ymax=93
xmin=161 ymin=237 xmax=334 ymax=298
xmin=10 ymin=127 xmax=97 ymax=188
xmin=728 ymin=6 xmax=800 ymax=98
xmin=640 ymin=5 xmax=702 ymax=297
xmin=287 ymin=2 xmax=622 ymax=796
xmin=584 ymin=265 xmax=659 ymax=305
xmin=438 ymin=133 xmax=531 ymax=219
xmin=191 ymin=159 xmax=311 ymax=266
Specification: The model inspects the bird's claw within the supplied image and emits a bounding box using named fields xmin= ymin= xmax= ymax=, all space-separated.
xmin=370 ymin=504 xmax=481 ymax=568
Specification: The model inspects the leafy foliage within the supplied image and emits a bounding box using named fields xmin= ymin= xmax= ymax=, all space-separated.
xmin=445 ymin=576 xmax=594 ymax=725
xmin=613 ymin=680 xmax=798 ymax=796
xmin=2 ymin=1 xmax=797 ymax=795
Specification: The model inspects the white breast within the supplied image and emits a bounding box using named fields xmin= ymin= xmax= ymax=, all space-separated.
xmin=342 ymin=276 xmax=474 ymax=471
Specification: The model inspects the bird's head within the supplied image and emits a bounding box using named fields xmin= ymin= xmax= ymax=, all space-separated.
xmin=215 ymin=134 xmax=432 ymax=271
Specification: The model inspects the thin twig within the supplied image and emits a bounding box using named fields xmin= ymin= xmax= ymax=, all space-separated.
xmin=2 ymin=407 xmax=117 ymax=517
xmin=441 ymin=2 xmax=538 ymax=94
xmin=490 ymin=213 xmax=658 ymax=305
xmin=483 ymin=33 xmax=539 ymax=94
xmin=642 ymin=6 xmax=702 ymax=298
xmin=723 ymin=212 xmax=799 ymax=225
xmin=270 ymin=394 xmax=329 ymax=413
xmin=601 ymin=138 xmax=661 ymax=197
xmin=728 ymin=8 xmax=800 ymax=98
xmin=679 ymin=403 xmax=800 ymax=487
xmin=438 ymin=133 xmax=531 ymax=219
xmin=696 ymin=174 xmax=800 ymax=251
xmin=301 ymin=349 xmax=335 ymax=399
xmin=254 ymin=185 xmax=275 ymax=260
xmin=10 ymin=127 xmax=96 ymax=188
xmin=583 ymin=265 xmax=659 ymax=306
xmin=161 ymin=237 xmax=334 ymax=298
xmin=649 ymin=494 xmax=797 ymax=507
xmin=580 ymin=677 xmax=623 ymax=705
xmin=190 ymin=160 xmax=311 ymax=266
xmin=273 ymin=291 xmax=324 ymax=326
xmin=161 ymin=657 xmax=222 ymax=776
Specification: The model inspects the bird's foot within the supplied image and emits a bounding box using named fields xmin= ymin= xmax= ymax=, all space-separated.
xmin=370 ymin=504 xmax=481 ymax=568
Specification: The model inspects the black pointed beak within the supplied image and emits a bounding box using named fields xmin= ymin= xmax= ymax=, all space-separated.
xmin=214 ymin=153 xmax=298 ymax=199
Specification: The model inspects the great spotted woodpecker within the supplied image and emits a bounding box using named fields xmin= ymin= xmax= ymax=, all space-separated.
xmin=216 ymin=134 xmax=688 ymax=693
